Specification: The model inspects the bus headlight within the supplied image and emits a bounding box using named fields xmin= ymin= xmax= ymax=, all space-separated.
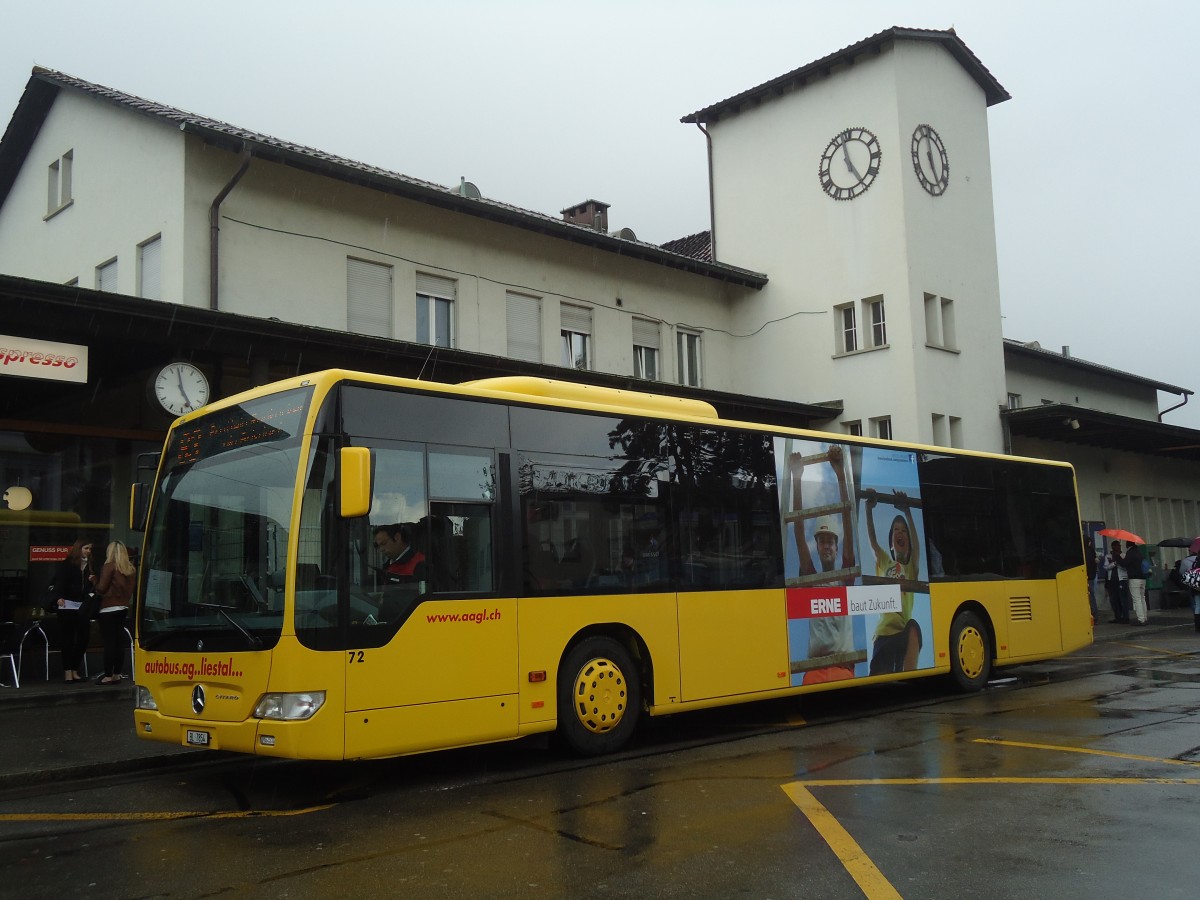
xmin=253 ymin=691 xmax=326 ymax=721
xmin=135 ymin=685 xmax=158 ymax=710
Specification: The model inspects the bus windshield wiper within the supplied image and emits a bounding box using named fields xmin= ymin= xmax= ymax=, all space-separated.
xmin=140 ymin=622 xmax=211 ymax=650
xmin=192 ymin=602 xmax=263 ymax=649
xmin=141 ymin=628 xmax=190 ymax=650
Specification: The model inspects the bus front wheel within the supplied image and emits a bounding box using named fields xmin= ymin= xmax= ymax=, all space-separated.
xmin=557 ymin=636 xmax=641 ymax=756
xmin=949 ymin=610 xmax=992 ymax=692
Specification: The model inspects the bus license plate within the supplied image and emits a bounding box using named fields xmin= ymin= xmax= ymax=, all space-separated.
xmin=186 ymin=730 xmax=210 ymax=747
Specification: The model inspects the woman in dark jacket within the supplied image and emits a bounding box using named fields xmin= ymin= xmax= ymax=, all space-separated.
xmin=50 ymin=538 xmax=95 ymax=683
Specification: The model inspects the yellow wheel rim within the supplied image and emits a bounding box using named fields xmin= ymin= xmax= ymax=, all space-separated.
xmin=572 ymin=657 xmax=628 ymax=735
xmin=957 ymin=625 xmax=986 ymax=680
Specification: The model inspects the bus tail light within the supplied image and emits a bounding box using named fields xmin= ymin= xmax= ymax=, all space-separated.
xmin=254 ymin=691 xmax=326 ymax=721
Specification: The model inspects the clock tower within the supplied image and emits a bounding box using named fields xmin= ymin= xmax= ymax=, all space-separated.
xmin=684 ymin=27 xmax=1010 ymax=451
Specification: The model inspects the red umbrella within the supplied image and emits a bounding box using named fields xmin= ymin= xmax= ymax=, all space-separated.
xmin=1097 ymin=528 xmax=1144 ymax=544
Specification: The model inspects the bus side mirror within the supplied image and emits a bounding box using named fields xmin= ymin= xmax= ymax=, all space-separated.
xmin=340 ymin=446 xmax=373 ymax=518
xmin=130 ymin=482 xmax=151 ymax=532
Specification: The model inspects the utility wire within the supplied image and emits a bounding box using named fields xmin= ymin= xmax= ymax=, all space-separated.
xmin=222 ymin=215 xmax=826 ymax=339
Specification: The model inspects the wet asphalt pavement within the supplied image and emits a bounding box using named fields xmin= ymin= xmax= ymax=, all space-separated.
xmin=1 ymin=605 xmax=1194 ymax=787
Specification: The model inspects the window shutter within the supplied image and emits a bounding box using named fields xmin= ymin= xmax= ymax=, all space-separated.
xmin=97 ymin=259 xmax=118 ymax=292
xmin=560 ymin=303 xmax=592 ymax=334
xmin=347 ymin=258 xmax=392 ymax=337
xmin=139 ymin=237 xmax=161 ymax=300
xmin=415 ymin=272 xmax=455 ymax=300
xmin=507 ymin=293 xmax=541 ymax=362
xmin=633 ymin=318 xmax=659 ymax=348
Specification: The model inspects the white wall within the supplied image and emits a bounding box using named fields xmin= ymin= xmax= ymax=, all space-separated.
xmin=0 ymin=91 xmax=185 ymax=299
xmin=1005 ymin=352 xmax=1162 ymax=418
xmin=197 ymin=151 xmax=741 ymax=389
xmin=895 ymin=41 xmax=1006 ymax=452
xmin=704 ymin=39 xmax=1007 ymax=451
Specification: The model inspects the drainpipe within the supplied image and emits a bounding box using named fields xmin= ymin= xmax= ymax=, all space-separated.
xmin=1000 ymin=406 xmax=1013 ymax=455
xmin=209 ymin=147 xmax=253 ymax=311
xmin=1158 ymin=391 xmax=1191 ymax=422
xmin=694 ymin=122 xmax=716 ymax=260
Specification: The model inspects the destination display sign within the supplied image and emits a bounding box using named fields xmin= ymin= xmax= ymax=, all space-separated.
xmin=168 ymin=387 xmax=312 ymax=467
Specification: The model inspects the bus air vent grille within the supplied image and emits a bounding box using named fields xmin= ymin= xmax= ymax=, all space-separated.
xmin=1009 ymin=597 xmax=1034 ymax=621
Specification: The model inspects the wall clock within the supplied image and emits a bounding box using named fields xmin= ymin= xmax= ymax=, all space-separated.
xmin=911 ymin=124 xmax=950 ymax=196
xmin=153 ymin=362 xmax=210 ymax=416
xmin=818 ymin=127 xmax=882 ymax=200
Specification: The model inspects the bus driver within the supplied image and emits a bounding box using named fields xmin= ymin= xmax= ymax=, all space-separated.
xmin=373 ymin=523 xmax=426 ymax=620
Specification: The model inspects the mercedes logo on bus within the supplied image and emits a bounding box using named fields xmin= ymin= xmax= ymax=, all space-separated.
xmin=192 ymin=684 xmax=206 ymax=715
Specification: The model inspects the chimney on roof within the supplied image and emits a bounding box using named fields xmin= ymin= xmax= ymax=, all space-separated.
xmin=1062 ymin=345 xmax=1071 ymax=358
xmin=561 ymin=199 xmax=610 ymax=232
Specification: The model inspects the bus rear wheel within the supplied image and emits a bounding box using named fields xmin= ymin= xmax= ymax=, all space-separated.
xmin=949 ymin=610 xmax=991 ymax=692
xmin=557 ymin=636 xmax=641 ymax=756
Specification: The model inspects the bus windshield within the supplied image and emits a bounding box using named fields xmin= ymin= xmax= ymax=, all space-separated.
xmin=137 ymin=386 xmax=314 ymax=652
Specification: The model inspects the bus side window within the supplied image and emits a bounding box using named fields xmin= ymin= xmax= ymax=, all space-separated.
xmin=426 ymin=503 xmax=493 ymax=595
xmin=559 ymin=537 xmax=595 ymax=587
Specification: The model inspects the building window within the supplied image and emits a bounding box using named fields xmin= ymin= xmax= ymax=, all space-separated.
xmin=836 ymin=303 xmax=857 ymax=353
xmin=415 ymin=273 xmax=456 ymax=348
xmin=632 ymin=318 xmax=660 ymax=380
xmin=932 ymin=413 xmax=961 ymax=447
xmin=137 ymin=235 xmax=162 ymax=300
xmin=844 ymin=420 xmax=863 ymax=437
xmin=507 ymin=292 xmax=541 ymax=362
xmin=871 ymin=416 xmax=892 ymax=441
xmin=867 ymin=297 xmax=887 ymax=347
xmin=96 ymin=257 xmax=118 ymax=292
xmin=677 ymin=329 xmax=702 ymax=387
xmin=346 ymin=257 xmax=393 ymax=337
xmin=560 ymin=303 xmax=592 ymax=370
xmin=837 ymin=296 xmax=889 ymax=354
xmin=1007 ymin=393 xmax=1022 ymax=409
xmin=46 ymin=150 xmax=73 ymax=217
xmin=924 ymin=293 xmax=957 ymax=350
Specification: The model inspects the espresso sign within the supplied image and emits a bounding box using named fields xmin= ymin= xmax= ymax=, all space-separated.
xmin=0 ymin=334 xmax=88 ymax=383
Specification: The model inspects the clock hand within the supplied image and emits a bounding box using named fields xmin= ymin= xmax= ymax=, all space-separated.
xmin=841 ymin=143 xmax=862 ymax=180
xmin=176 ymin=368 xmax=193 ymax=409
xmin=926 ymin=145 xmax=938 ymax=176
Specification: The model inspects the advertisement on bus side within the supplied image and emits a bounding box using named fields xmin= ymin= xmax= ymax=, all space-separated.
xmin=777 ymin=438 xmax=934 ymax=686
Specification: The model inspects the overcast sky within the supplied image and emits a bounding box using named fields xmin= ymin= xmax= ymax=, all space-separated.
xmin=4 ymin=1 xmax=1198 ymax=428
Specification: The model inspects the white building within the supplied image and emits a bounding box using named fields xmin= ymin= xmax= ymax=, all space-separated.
xmin=2 ymin=27 xmax=1199 ymax=616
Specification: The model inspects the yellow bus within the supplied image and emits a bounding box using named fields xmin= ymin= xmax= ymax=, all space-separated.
xmin=131 ymin=370 xmax=1091 ymax=760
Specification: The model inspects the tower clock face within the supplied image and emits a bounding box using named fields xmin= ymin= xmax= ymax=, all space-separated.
xmin=911 ymin=124 xmax=950 ymax=195
xmin=818 ymin=127 xmax=882 ymax=200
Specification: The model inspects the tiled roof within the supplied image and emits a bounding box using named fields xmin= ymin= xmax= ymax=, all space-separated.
xmin=29 ymin=68 xmax=447 ymax=193
xmin=659 ymin=230 xmax=713 ymax=262
xmin=682 ymin=26 xmax=1009 ymax=124
xmin=1003 ymin=339 xmax=1190 ymax=396
xmin=0 ymin=68 xmax=768 ymax=289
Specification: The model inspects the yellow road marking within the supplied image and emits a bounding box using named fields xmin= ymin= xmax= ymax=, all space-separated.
xmin=974 ymin=738 xmax=1200 ymax=768
xmin=782 ymin=764 xmax=1200 ymax=896
xmin=781 ymin=782 xmax=902 ymax=900
xmin=788 ymin=776 xmax=1200 ymax=787
xmin=1115 ymin=642 xmax=1197 ymax=658
xmin=0 ymin=804 xmax=333 ymax=822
